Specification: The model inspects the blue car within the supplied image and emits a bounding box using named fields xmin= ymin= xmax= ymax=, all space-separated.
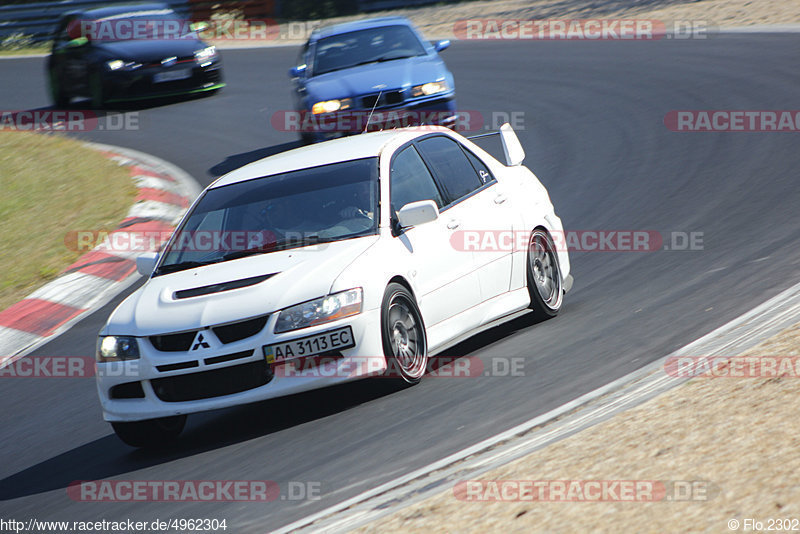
xmin=288 ymin=17 xmax=456 ymax=142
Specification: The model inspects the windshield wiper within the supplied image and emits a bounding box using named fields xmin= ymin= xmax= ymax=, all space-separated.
xmin=222 ymin=247 xmax=272 ymax=261
xmin=155 ymin=260 xmax=209 ymax=275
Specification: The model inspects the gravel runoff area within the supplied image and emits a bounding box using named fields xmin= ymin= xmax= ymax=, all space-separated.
xmin=354 ymin=322 xmax=800 ymax=533
xmin=210 ymin=0 xmax=800 ymax=48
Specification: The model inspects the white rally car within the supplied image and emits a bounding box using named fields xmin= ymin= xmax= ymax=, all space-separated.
xmin=96 ymin=124 xmax=572 ymax=447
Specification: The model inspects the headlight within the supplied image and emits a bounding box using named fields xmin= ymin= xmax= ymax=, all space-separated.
xmin=105 ymin=59 xmax=125 ymax=71
xmin=311 ymin=98 xmax=352 ymax=115
xmin=275 ymin=288 xmax=362 ymax=333
xmin=96 ymin=336 xmax=140 ymax=362
xmin=194 ymin=46 xmax=217 ymax=65
xmin=411 ymin=80 xmax=449 ymax=97
xmin=105 ymin=59 xmax=141 ymax=71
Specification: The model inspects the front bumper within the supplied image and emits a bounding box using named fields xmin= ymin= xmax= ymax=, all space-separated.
xmin=304 ymin=93 xmax=457 ymax=142
xmin=102 ymin=59 xmax=224 ymax=103
xmin=96 ymin=307 xmax=383 ymax=422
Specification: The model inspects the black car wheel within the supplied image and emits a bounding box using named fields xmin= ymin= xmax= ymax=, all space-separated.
xmin=380 ymin=283 xmax=428 ymax=384
xmin=526 ymin=228 xmax=564 ymax=320
xmin=89 ymin=71 xmax=106 ymax=109
xmin=48 ymin=67 xmax=70 ymax=108
xmin=111 ymin=415 xmax=186 ymax=448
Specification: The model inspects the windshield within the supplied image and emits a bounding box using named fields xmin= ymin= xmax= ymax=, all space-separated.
xmin=155 ymin=158 xmax=379 ymax=275
xmin=83 ymin=9 xmax=190 ymax=42
xmin=313 ymin=25 xmax=427 ymax=76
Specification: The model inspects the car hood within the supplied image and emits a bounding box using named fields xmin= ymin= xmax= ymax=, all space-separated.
xmin=93 ymin=38 xmax=205 ymax=63
xmin=104 ymin=235 xmax=378 ymax=336
xmin=306 ymin=55 xmax=447 ymax=103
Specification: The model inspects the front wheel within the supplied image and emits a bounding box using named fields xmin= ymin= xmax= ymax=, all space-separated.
xmin=526 ymin=228 xmax=563 ymax=320
xmin=111 ymin=415 xmax=186 ymax=448
xmin=380 ymin=283 xmax=428 ymax=385
xmin=89 ymin=71 xmax=106 ymax=109
xmin=48 ymin=67 xmax=69 ymax=108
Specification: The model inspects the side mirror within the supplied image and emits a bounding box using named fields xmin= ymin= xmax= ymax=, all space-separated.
xmin=136 ymin=252 xmax=158 ymax=276
xmin=289 ymin=64 xmax=307 ymax=78
xmin=190 ymin=21 xmax=209 ymax=33
xmin=433 ymin=39 xmax=450 ymax=52
xmin=67 ymin=36 xmax=89 ymax=48
xmin=397 ymin=200 xmax=439 ymax=228
xmin=499 ymin=123 xmax=525 ymax=166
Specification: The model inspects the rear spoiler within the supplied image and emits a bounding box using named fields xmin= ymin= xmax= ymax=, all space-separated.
xmin=467 ymin=123 xmax=525 ymax=166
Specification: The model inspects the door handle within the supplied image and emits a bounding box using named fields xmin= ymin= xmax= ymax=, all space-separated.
xmin=494 ymin=194 xmax=507 ymax=204
xmin=447 ymin=220 xmax=461 ymax=230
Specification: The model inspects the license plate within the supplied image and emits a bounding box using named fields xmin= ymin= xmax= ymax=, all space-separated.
xmin=263 ymin=326 xmax=355 ymax=364
xmin=153 ymin=68 xmax=192 ymax=83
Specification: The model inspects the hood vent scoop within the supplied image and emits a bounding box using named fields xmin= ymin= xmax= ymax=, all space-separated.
xmin=174 ymin=273 xmax=277 ymax=300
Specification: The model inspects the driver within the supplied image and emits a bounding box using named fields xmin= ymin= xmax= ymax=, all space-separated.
xmin=336 ymin=180 xmax=374 ymax=221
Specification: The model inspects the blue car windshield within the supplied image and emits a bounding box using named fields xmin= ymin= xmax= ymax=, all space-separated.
xmin=313 ymin=25 xmax=427 ymax=76
xmin=156 ymin=158 xmax=379 ymax=275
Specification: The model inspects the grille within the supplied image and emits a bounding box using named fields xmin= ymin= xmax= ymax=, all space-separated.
xmin=360 ymin=90 xmax=404 ymax=109
xmin=151 ymin=360 xmax=272 ymax=402
xmin=212 ymin=315 xmax=269 ymax=344
xmin=156 ymin=361 xmax=199 ymax=373
xmin=204 ymin=350 xmax=254 ymax=366
xmin=149 ymin=331 xmax=196 ymax=352
xmin=110 ymin=381 xmax=145 ymax=399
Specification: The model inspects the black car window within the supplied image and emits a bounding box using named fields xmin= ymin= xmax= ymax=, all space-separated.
xmin=55 ymin=16 xmax=76 ymax=43
xmin=415 ymin=136 xmax=484 ymax=203
xmin=464 ymin=147 xmax=496 ymax=185
xmin=390 ymin=145 xmax=444 ymax=213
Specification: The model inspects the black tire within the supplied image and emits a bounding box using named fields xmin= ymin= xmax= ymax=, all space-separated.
xmin=380 ymin=283 xmax=428 ymax=385
xmin=526 ymin=228 xmax=563 ymax=320
xmin=48 ymin=67 xmax=69 ymax=108
xmin=89 ymin=71 xmax=106 ymax=109
xmin=111 ymin=415 xmax=186 ymax=448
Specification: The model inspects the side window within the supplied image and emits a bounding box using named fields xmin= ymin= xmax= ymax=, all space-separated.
xmin=464 ymin=148 xmax=495 ymax=185
xmin=54 ymin=16 xmax=75 ymax=43
xmin=390 ymin=146 xmax=444 ymax=214
xmin=415 ymin=136 xmax=484 ymax=203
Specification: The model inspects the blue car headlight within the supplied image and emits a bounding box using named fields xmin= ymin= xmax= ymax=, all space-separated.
xmin=275 ymin=288 xmax=362 ymax=333
xmin=311 ymin=98 xmax=353 ymax=115
xmin=411 ymin=80 xmax=449 ymax=98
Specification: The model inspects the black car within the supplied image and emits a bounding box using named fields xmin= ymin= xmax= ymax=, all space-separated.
xmin=47 ymin=3 xmax=224 ymax=108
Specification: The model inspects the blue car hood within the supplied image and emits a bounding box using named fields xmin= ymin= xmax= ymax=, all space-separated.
xmin=306 ymin=55 xmax=447 ymax=104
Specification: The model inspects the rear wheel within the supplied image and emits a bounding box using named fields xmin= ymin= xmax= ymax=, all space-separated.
xmin=526 ymin=228 xmax=563 ymax=320
xmin=111 ymin=415 xmax=186 ymax=448
xmin=380 ymin=283 xmax=428 ymax=384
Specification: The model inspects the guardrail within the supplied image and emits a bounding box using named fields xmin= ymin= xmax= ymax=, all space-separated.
xmin=0 ymin=0 xmax=442 ymax=45
xmin=0 ymin=0 xmax=189 ymax=43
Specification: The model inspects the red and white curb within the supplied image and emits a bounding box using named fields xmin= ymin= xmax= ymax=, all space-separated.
xmin=0 ymin=142 xmax=200 ymax=367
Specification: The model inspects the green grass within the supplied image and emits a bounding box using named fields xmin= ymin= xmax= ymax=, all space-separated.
xmin=0 ymin=131 xmax=138 ymax=310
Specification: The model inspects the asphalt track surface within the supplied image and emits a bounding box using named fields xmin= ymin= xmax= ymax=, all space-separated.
xmin=1 ymin=36 xmax=799 ymax=531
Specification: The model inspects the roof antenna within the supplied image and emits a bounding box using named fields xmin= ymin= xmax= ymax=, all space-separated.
xmin=363 ymin=90 xmax=382 ymax=134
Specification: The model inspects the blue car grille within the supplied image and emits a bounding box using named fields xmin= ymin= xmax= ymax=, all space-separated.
xmin=360 ymin=89 xmax=404 ymax=109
